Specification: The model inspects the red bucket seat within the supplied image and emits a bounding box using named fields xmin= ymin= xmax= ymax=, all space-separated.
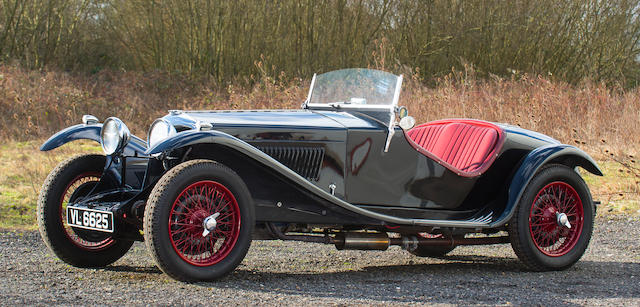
xmin=405 ymin=119 xmax=504 ymax=177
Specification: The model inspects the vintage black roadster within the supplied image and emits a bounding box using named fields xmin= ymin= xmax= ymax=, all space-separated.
xmin=38 ymin=68 xmax=602 ymax=281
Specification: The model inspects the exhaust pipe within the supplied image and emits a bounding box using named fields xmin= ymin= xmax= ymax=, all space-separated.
xmin=390 ymin=235 xmax=509 ymax=248
xmin=264 ymin=223 xmax=509 ymax=251
xmin=333 ymin=232 xmax=510 ymax=251
xmin=334 ymin=232 xmax=390 ymax=250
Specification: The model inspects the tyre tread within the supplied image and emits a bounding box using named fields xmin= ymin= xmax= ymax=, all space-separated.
xmin=37 ymin=154 xmax=133 ymax=267
xmin=508 ymin=164 xmax=594 ymax=271
xmin=144 ymin=159 xmax=253 ymax=281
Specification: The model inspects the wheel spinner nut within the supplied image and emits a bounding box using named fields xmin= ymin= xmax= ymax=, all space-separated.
xmin=202 ymin=212 xmax=220 ymax=237
xmin=556 ymin=212 xmax=571 ymax=229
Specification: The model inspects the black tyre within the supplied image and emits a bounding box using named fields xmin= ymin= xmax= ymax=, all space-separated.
xmin=144 ymin=160 xmax=255 ymax=281
xmin=408 ymin=234 xmax=458 ymax=257
xmin=37 ymin=154 xmax=133 ymax=267
xmin=508 ymin=164 xmax=594 ymax=271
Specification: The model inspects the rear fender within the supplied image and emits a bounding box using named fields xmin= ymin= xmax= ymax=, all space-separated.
xmin=491 ymin=144 xmax=602 ymax=227
xmin=40 ymin=124 xmax=147 ymax=156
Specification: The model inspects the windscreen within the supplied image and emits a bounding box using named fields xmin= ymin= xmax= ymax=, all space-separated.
xmin=308 ymin=69 xmax=399 ymax=107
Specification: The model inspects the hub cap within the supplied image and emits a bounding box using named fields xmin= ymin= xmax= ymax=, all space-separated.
xmin=168 ymin=181 xmax=241 ymax=266
xmin=202 ymin=212 xmax=220 ymax=237
xmin=529 ymin=181 xmax=584 ymax=257
xmin=556 ymin=212 xmax=571 ymax=229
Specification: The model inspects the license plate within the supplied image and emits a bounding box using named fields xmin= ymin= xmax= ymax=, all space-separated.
xmin=66 ymin=206 xmax=114 ymax=233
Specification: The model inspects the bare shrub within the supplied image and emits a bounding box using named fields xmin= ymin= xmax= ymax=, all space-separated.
xmin=1 ymin=63 xmax=638 ymax=160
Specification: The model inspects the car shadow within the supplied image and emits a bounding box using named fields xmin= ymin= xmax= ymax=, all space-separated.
xmin=103 ymin=265 xmax=163 ymax=275
xmin=99 ymin=251 xmax=639 ymax=305
xmin=198 ymin=256 xmax=639 ymax=305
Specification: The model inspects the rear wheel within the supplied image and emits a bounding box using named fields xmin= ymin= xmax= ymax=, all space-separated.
xmin=508 ymin=164 xmax=594 ymax=271
xmin=144 ymin=160 xmax=254 ymax=281
xmin=37 ymin=154 xmax=133 ymax=267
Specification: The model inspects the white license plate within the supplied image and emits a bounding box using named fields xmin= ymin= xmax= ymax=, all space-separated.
xmin=66 ymin=206 xmax=114 ymax=233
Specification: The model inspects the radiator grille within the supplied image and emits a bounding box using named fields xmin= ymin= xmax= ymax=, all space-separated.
xmin=256 ymin=145 xmax=324 ymax=181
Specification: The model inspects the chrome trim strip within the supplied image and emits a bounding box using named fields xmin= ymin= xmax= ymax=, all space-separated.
xmin=305 ymin=103 xmax=395 ymax=110
xmin=391 ymin=74 xmax=403 ymax=108
xmin=303 ymin=73 xmax=316 ymax=109
xmin=384 ymin=74 xmax=403 ymax=152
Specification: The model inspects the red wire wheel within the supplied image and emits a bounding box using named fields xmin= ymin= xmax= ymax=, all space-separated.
xmin=38 ymin=154 xmax=133 ymax=268
xmin=168 ymin=180 xmax=241 ymax=266
xmin=528 ymin=181 xmax=584 ymax=257
xmin=60 ymin=172 xmax=115 ymax=251
xmin=145 ymin=160 xmax=254 ymax=281
xmin=509 ymin=165 xmax=594 ymax=271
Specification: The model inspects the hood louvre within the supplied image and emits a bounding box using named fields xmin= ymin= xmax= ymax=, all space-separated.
xmin=256 ymin=145 xmax=324 ymax=181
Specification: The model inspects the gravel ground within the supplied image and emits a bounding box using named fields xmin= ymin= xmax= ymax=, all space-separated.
xmin=1 ymin=216 xmax=638 ymax=306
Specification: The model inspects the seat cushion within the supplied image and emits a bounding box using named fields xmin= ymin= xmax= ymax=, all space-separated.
xmin=406 ymin=119 xmax=503 ymax=175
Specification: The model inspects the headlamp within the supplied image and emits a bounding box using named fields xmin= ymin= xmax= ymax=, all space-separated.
xmin=100 ymin=117 xmax=130 ymax=155
xmin=147 ymin=118 xmax=177 ymax=149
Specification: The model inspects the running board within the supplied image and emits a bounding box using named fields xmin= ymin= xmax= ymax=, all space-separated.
xmin=329 ymin=202 xmax=493 ymax=228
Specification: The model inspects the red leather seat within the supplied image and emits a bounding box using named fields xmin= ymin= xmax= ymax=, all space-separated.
xmin=405 ymin=119 xmax=504 ymax=176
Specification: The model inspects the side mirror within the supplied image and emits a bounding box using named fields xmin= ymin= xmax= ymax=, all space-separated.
xmin=399 ymin=116 xmax=416 ymax=130
xmin=397 ymin=106 xmax=409 ymax=119
xmin=396 ymin=106 xmax=415 ymax=130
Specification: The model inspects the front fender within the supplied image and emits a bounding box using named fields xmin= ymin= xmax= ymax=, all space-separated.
xmin=146 ymin=130 xmax=236 ymax=155
xmin=40 ymin=124 xmax=147 ymax=156
xmin=491 ymin=144 xmax=602 ymax=227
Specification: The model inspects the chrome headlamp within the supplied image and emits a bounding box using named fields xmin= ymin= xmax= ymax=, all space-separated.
xmin=147 ymin=118 xmax=177 ymax=149
xmin=100 ymin=117 xmax=130 ymax=155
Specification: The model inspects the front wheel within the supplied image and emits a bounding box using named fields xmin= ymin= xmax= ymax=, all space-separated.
xmin=508 ymin=164 xmax=594 ymax=271
xmin=144 ymin=160 xmax=255 ymax=281
xmin=37 ymin=154 xmax=133 ymax=267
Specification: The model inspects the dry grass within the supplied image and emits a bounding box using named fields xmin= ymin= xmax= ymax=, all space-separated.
xmin=402 ymin=71 xmax=640 ymax=157
xmin=0 ymin=140 xmax=101 ymax=229
xmin=583 ymin=161 xmax=640 ymax=216
xmin=0 ymin=64 xmax=638 ymax=228
xmin=2 ymin=64 xmax=639 ymax=155
xmin=0 ymin=64 xmax=306 ymax=139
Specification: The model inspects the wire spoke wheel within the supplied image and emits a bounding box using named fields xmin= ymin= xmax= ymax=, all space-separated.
xmin=168 ymin=181 xmax=241 ymax=266
xmin=61 ymin=172 xmax=114 ymax=250
xmin=144 ymin=160 xmax=254 ymax=281
xmin=38 ymin=154 xmax=133 ymax=268
xmin=509 ymin=164 xmax=594 ymax=271
xmin=529 ymin=182 xmax=584 ymax=256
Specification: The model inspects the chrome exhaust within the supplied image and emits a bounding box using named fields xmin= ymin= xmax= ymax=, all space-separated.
xmin=334 ymin=232 xmax=390 ymax=250
xmin=333 ymin=232 xmax=510 ymax=251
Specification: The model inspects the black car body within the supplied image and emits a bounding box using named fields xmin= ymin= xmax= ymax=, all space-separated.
xmin=38 ymin=69 xmax=602 ymax=281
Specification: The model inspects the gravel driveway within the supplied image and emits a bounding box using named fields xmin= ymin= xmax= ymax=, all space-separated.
xmin=1 ymin=216 xmax=638 ymax=306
